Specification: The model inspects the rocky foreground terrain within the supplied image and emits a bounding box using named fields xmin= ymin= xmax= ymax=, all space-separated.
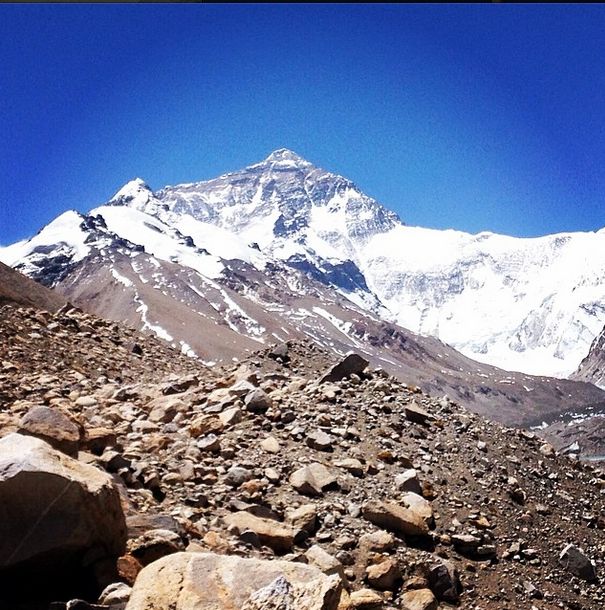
xmin=2 ymin=302 xmax=605 ymax=610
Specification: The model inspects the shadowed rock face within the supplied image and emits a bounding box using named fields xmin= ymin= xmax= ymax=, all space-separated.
xmin=0 ymin=261 xmax=66 ymax=312
xmin=0 ymin=434 xmax=127 ymax=603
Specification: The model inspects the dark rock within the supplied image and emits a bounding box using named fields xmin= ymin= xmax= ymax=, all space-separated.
xmin=320 ymin=353 xmax=369 ymax=383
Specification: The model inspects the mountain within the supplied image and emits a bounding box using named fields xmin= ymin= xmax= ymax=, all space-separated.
xmin=0 ymin=260 xmax=67 ymax=312
xmin=97 ymin=148 xmax=605 ymax=379
xmin=3 ymin=149 xmax=605 ymax=432
xmin=573 ymin=323 xmax=605 ymax=389
xmin=2 ymin=302 xmax=605 ymax=609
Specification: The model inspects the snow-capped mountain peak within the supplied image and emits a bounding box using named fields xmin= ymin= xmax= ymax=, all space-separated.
xmin=109 ymin=178 xmax=155 ymax=210
xmin=258 ymin=148 xmax=313 ymax=168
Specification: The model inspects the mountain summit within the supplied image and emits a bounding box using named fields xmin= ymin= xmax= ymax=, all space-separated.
xmin=260 ymin=148 xmax=313 ymax=166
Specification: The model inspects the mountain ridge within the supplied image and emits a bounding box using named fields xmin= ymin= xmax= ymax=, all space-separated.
xmin=4 ymin=149 xmax=605 ymax=382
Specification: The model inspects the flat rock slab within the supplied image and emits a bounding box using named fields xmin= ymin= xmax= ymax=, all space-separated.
xmin=362 ymin=499 xmax=430 ymax=537
xmin=125 ymin=552 xmax=342 ymax=610
xmin=404 ymin=402 xmax=434 ymax=426
xmin=224 ymin=511 xmax=298 ymax=552
xmin=400 ymin=588 xmax=438 ymax=610
xmin=18 ymin=406 xmax=81 ymax=456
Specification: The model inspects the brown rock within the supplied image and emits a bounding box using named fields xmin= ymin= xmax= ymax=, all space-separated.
xmin=290 ymin=463 xmax=338 ymax=496
xmin=400 ymin=589 xmax=437 ymax=610
xmin=224 ymin=511 xmax=298 ymax=552
xmin=189 ymin=414 xmax=225 ymax=438
xmin=347 ymin=588 xmax=383 ymax=609
xmin=18 ymin=405 xmax=81 ymax=456
xmin=362 ymin=500 xmax=430 ymax=537
xmin=365 ymin=558 xmax=401 ymax=591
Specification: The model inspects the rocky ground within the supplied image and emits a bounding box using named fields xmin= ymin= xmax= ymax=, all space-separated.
xmin=2 ymin=302 xmax=605 ymax=610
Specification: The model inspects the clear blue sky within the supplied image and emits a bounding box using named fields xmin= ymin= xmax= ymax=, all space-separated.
xmin=2 ymin=4 xmax=605 ymax=244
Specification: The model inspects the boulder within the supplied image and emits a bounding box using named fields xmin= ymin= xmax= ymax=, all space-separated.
xmin=125 ymin=552 xmax=342 ymax=610
xmin=0 ymin=433 xmax=126 ymax=596
xmin=320 ymin=353 xmax=369 ymax=383
xmin=18 ymin=405 xmax=81 ymax=456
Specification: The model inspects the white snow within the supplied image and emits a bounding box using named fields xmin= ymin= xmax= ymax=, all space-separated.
xmin=91 ymin=205 xmax=224 ymax=279
xmin=0 ymin=210 xmax=90 ymax=268
xmin=134 ymin=292 xmax=173 ymax=341
xmin=110 ymin=268 xmax=133 ymax=288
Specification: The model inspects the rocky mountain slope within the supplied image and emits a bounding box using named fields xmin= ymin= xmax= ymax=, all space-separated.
xmin=0 ymin=259 xmax=66 ymax=311
xmin=573 ymin=324 xmax=605 ymax=389
xmin=2 ymin=302 xmax=605 ymax=610
xmin=4 ymin=149 xmax=605 ymax=378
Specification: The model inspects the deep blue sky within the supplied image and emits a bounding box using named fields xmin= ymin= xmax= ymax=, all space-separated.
xmin=2 ymin=4 xmax=605 ymax=244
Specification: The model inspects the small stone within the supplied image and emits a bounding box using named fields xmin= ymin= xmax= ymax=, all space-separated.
xmin=305 ymin=544 xmax=347 ymax=583
xmin=362 ymin=499 xmax=431 ymax=537
xmin=197 ymin=434 xmax=221 ymax=453
xmin=260 ymin=436 xmax=281 ymax=454
xmin=219 ymin=406 xmax=242 ymax=426
xmin=365 ymin=557 xmax=401 ymax=591
xmin=559 ymin=543 xmax=597 ymax=581
xmin=290 ymin=463 xmax=338 ymax=496
xmin=98 ymin=582 xmax=132 ymax=606
xmin=348 ymin=588 xmax=384 ymax=609
xmin=225 ymin=466 xmax=253 ymax=488
xmin=306 ymin=429 xmax=334 ymax=452
xmin=333 ymin=458 xmax=365 ymax=477
xmin=245 ymin=388 xmax=273 ymax=413
xmin=224 ymin=512 xmax=297 ymax=552
xmin=394 ymin=469 xmax=422 ymax=494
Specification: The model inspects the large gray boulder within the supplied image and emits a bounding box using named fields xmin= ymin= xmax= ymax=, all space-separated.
xmin=125 ymin=552 xmax=343 ymax=610
xmin=0 ymin=433 xmax=127 ymax=592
